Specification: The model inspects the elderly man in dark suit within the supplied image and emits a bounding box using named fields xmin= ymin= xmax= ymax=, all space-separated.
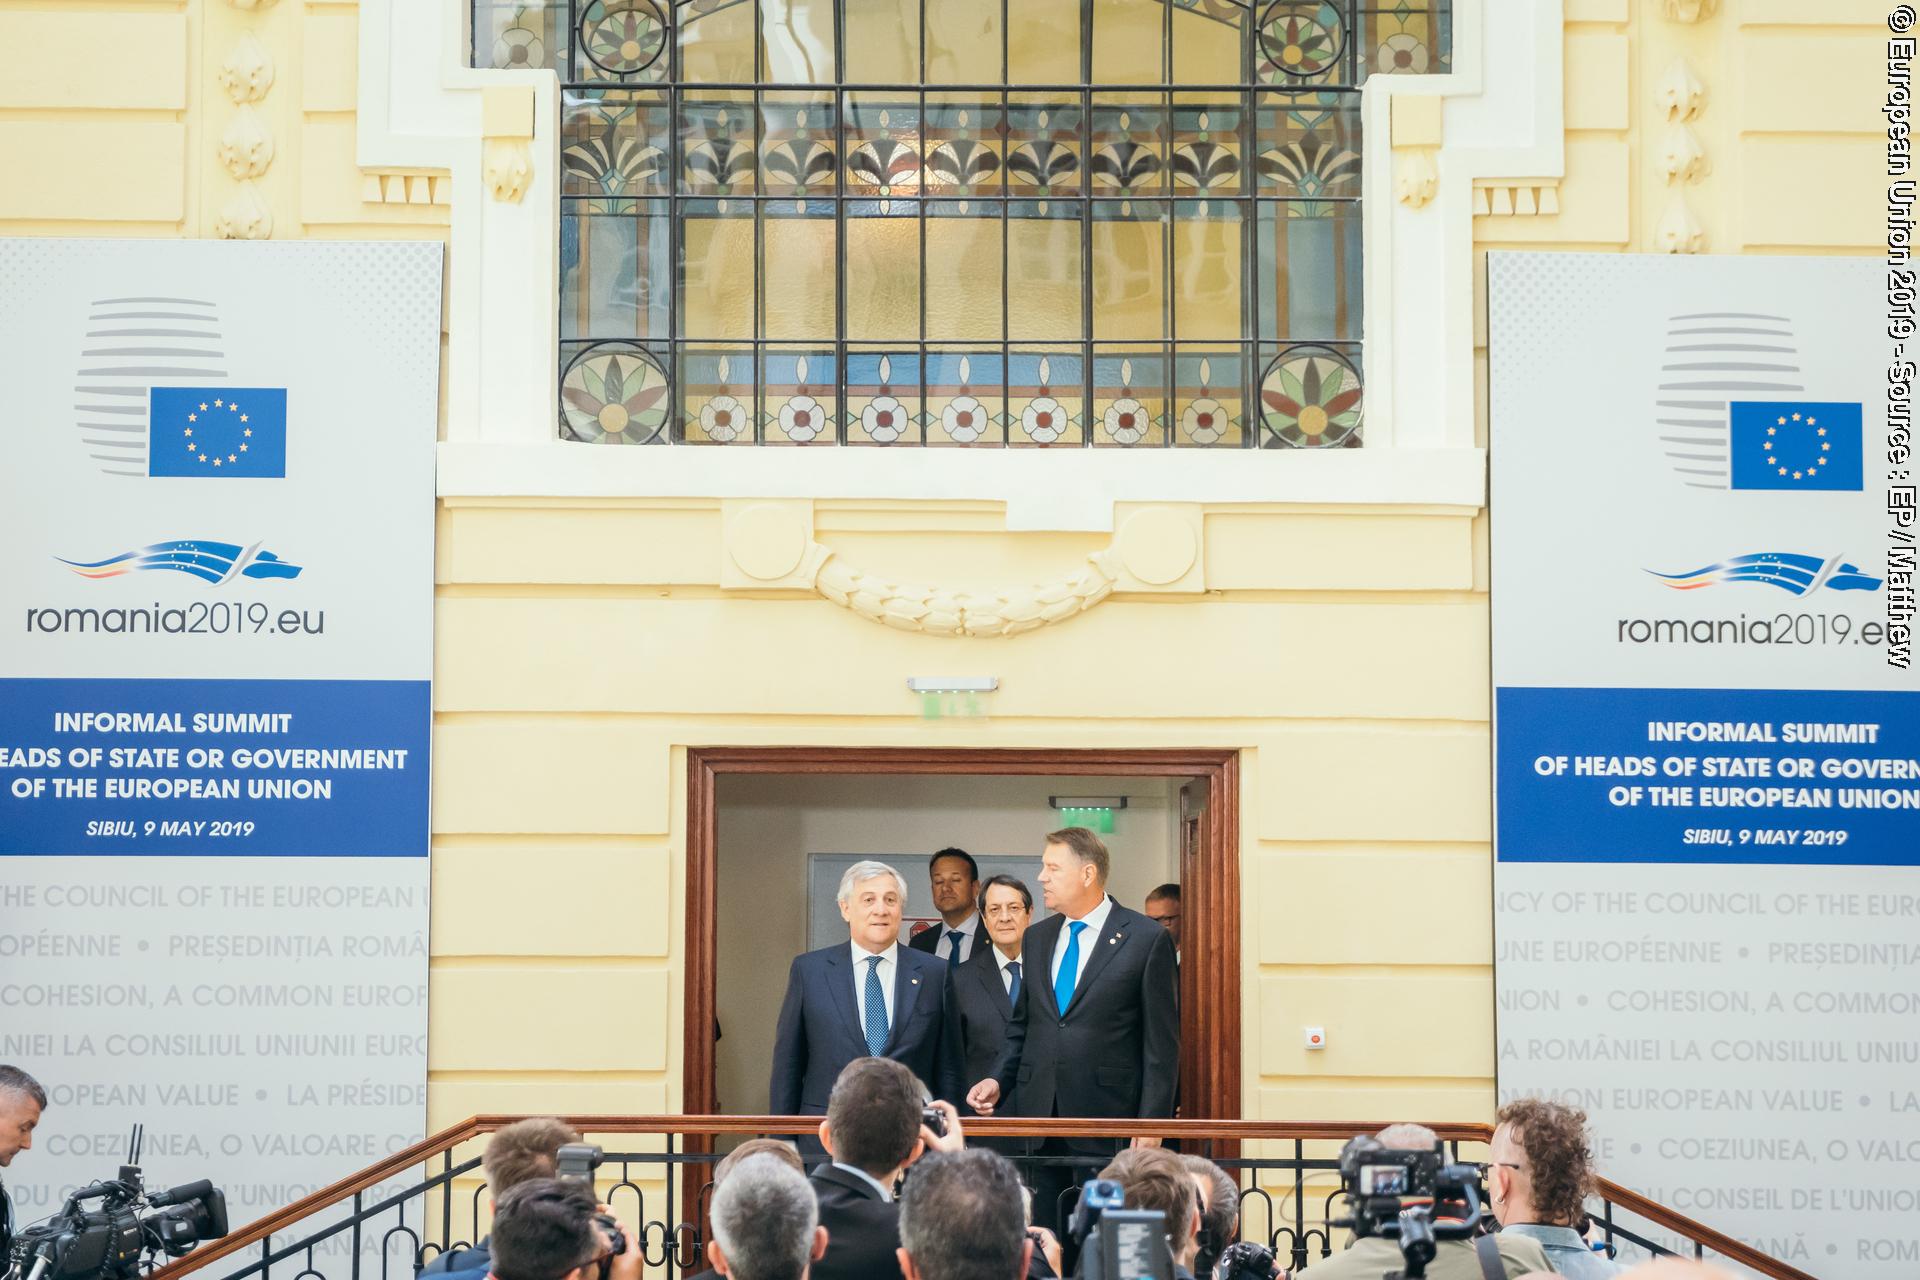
xmin=966 ymin=827 xmax=1179 ymax=1234
xmin=946 ymin=875 xmax=1033 ymax=1155
xmin=772 ymin=861 xmax=962 ymax=1142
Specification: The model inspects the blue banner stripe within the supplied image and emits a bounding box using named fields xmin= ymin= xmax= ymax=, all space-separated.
xmin=0 ymin=677 xmax=428 ymax=857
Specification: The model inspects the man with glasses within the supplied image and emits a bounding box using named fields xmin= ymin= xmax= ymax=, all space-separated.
xmin=484 ymin=1180 xmax=640 ymax=1280
xmin=1304 ymin=1125 xmax=1549 ymax=1280
xmin=948 ymin=875 xmax=1035 ymax=1151
xmin=1488 ymin=1100 xmax=1624 ymax=1276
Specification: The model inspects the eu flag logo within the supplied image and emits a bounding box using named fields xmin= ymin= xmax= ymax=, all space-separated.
xmin=1729 ymin=401 xmax=1862 ymax=491
xmin=146 ymin=387 xmax=287 ymax=478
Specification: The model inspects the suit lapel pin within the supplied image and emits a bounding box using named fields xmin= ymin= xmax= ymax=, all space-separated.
xmin=911 ymin=977 xmax=920 ymax=984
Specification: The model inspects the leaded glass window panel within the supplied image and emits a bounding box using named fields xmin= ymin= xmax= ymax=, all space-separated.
xmin=476 ymin=0 xmax=1450 ymax=446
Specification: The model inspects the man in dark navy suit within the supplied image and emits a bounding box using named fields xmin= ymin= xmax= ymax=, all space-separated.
xmin=771 ymin=861 xmax=962 ymax=1138
xmin=946 ymin=875 xmax=1033 ymax=1155
xmin=966 ymin=827 xmax=1179 ymax=1233
xmin=907 ymin=848 xmax=982 ymax=968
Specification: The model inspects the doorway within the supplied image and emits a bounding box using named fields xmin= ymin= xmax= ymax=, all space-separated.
xmin=684 ymin=747 xmax=1241 ymax=1121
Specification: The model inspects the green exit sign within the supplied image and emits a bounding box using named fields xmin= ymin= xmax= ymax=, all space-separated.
xmin=1057 ymin=806 xmax=1114 ymax=833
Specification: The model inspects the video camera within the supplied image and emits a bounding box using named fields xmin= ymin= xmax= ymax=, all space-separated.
xmin=5 ymin=1128 xmax=227 ymax=1280
xmin=551 ymin=1144 xmax=627 ymax=1269
xmin=1069 ymin=1179 xmax=1173 ymax=1280
xmin=1330 ymin=1137 xmax=1485 ymax=1280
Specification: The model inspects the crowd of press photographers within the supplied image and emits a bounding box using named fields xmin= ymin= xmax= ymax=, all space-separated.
xmin=302 ymin=1061 xmax=1727 ymax=1280
xmin=1 ymin=1053 xmax=1744 ymax=1280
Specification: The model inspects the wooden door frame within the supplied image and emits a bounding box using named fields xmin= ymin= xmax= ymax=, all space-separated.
xmin=683 ymin=746 xmax=1241 ymax=1121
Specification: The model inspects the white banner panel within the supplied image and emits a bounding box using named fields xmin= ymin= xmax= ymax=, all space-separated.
xmin=0 ymin=240 xmax=440 ymax=1257
xmin=1490 ymin=253 xmax=1919 ymax=1278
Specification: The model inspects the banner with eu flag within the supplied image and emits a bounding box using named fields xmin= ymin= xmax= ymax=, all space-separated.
xmin=0 ymin=239 xmax=442 ymax=1253
xmin=1728 ymin=399 xmax=1862 ymax=490
xmin=147 ymin=386 xmax=287 ymax=477
xmin=1490 ymin=253 xmax=1916 ymax=1277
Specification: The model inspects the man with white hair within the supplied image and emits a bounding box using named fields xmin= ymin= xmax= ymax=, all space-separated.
xmin=706 ymin=1156 xmax=828 ymax=1280
xmin=771 ymin=861 xmax=962 ymax=1139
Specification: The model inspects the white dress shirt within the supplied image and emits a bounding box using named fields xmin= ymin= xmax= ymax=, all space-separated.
xmin=992 ymin=945 xmax=1022 ymax=996
xmin=830 ymin=1161 xmax=895 ymax=1201
xmin=933 ymin=912 xmax=980 ymax=964
xmin=850 ymin=940 xmax=899 ymax=1028
xmin=1049 ymin=894 xmax=1114 ymax=987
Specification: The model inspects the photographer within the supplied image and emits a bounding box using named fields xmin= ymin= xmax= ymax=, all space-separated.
xmin=0 ymin=1066 xmax=46 ymax=1261
xmin=897 ymin=1150 xmax=1032 ymax=1280
xmin=1487 ymin=1101 xmax=1621 ymax=1277
xmin=424 ymin=1118 xmax=583 ymax=1277
xmin=1097 ymin=1150 xmax=1202 ymax=1280
xmin=707 ymin=1157 xmax=827 ymax=1280
xmin=810 ymin=1058 xmax=964 ymax=1280
xmin=1179 ymin=1155 xmax=1241 ymax=1279
xmin=1305 ymin=1125 xmax=1547 ymax=1280
xmin=484 ymin=1179 xmax=639 ymax=1280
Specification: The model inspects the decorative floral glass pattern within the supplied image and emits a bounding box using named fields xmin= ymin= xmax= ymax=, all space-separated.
xmin=479 ymin=0 xmax=1452 ymax=446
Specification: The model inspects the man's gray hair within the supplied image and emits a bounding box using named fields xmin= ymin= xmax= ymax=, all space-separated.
xmin=0 ymin=1066 xmax=46 ymax=1107
xmin=898 ymin=1150 xmax=1027 ymax=1280
xmin=1376 ymin=1123 xmax=1440 ymax=1151
xmin=836 ymin=860 xmax=909 ymax=907
xmin=710 ymin=1155 xmax=817 ymax=1280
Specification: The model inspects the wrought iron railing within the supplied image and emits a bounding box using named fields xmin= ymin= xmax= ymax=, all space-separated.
xmin=148 ymin=1115 xmax=1815 ymax=1280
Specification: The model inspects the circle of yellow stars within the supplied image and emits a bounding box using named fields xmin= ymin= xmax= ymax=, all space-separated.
xmin=1762 ymin=411 xmax=1830 ymax=481
xmin=182 ymin=396 xmax=254 ymax=467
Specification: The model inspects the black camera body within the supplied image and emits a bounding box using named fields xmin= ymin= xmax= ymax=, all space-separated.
xmin=7 ymin=1165 xmax=228 ymax=1280
xmin=1212 ymin=1240 xmax=1280 ymax=1280
xmin=1331 ymin=1137 xmax=1484 ymax=1280
xmin=1070 ymin=1179 xmax=1174 ymax=1280
xmin=920 ymin=1106 xmax=947 ymax=1138
xmin=551 ymin=1144 xmax=626 ymax=1264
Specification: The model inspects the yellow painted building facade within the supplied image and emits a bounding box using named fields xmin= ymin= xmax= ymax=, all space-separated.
xmin=0 ymin=0 xmax=1884 ymax=1155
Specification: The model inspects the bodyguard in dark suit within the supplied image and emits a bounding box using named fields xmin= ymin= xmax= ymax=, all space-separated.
xmin=771 ymin=861 xmax=962 ymax=1130
xmin=967 ymin=827 xmax=1179 ymax=1232
xmin=947 ymin=874 xmax=1035 ymax=1154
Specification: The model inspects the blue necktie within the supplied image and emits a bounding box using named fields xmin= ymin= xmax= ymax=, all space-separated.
xmin=1054 ymin=921 xmax=1087 ymax=1014
xmin=863 ymin=955 xmax=889 ymax=1057
xmin=1006 ymin=960 xmax=1022 ymax=1005
xmin=946 ymin=931 xmax=964 ymax=968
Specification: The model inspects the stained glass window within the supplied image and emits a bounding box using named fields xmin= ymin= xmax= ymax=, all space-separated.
xmin=474 ymin=0 xmax=1450 ymax=446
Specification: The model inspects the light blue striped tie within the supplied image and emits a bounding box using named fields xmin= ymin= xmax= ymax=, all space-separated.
xmin=863 ymin=955 xmax=889 ymax=1057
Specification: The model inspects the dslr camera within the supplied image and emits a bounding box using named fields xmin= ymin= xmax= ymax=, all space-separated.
xmin=7 ymin=1148 xmax=227 ymax=1280
xmin=1331 ymin=1137 xmax=1485 ymax=1280
xmin=1069 ymin=1179 xmax=1173 ymax=1280
xmin=552 ymin=1144 xmax=627 ymax=1269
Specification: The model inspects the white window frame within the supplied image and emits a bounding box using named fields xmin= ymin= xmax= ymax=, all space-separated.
xmin=361 ymin=0 xmax=1560 ymax=528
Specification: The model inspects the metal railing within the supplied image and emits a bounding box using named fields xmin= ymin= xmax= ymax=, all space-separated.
xmin=150 ymin=1116 xmax=1817 ymax=1280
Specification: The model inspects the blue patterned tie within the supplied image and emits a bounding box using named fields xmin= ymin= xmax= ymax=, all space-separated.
xmin=946 ymin=931 xmax=964 ymax=968
xmin=863 ymin=955 xmax=889 ymax=1057
xmin=1006 ymin=960 xmax=1022 ymax=1005
xmin=1053 ymin=921 xmax=1087 ymax=1014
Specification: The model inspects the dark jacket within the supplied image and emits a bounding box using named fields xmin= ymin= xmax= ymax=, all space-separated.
xmin=990 ymin=900 xmax=1179 ymax=1152
xmin=419 ymin=1238 xmax=488 ymax=1277
xmin=948 ymin=944 xmax=1020 ymax=1113
xmin=810 ymin=1163 xmax=905 ymax=1280
xmin=771 ymin=943 xmax=962 ymax=1113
